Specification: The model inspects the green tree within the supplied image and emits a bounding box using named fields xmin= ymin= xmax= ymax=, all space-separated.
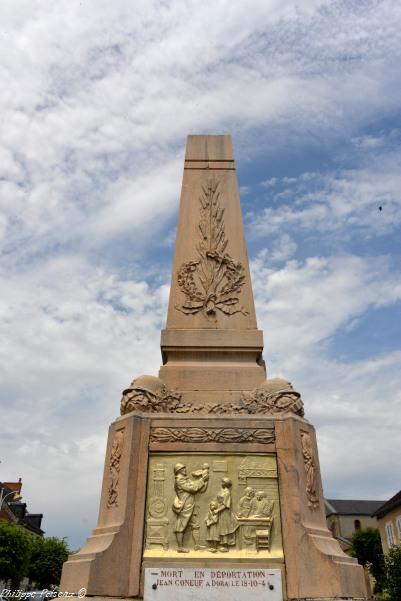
xmin=0 ymin=519 xmax=33 ymax=588
xmin=384 ymin=543 xmax=401 ymax=601
xmin=350 ymin=527 xmax=385 ymax=593
xmin=28 ymin=536 xmax=69 ymax=588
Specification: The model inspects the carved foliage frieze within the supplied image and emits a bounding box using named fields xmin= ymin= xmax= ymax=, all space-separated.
xmin=150 ymin=427 xmax=275 ymax=444
xmin=301 ymin=430 xmax=319 ymax=510
xmin=175 ymin=180 xmax=248 ymax=319
xmin=121 ymin=376 xmax=304 ymax=418
xmin=107 ymin=428 xmax=124 ymax=508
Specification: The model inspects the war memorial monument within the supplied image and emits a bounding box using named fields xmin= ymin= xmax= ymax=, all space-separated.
xmin=60 ymin=135 xmax=367 ymax=600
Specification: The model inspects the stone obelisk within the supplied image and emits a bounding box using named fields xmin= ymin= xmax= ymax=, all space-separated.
xmin=60 ymin=135 xmax=367 ymax=601
xmin=160 ymin=135 xmax=265 ymax=405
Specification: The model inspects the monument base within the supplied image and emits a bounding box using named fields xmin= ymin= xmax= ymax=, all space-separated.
xmin=60 ymin=412 xmax=366 ymax=600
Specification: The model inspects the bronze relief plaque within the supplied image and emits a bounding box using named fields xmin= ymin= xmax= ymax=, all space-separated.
xmin=143 ymin=453 xmax=283 ymax=561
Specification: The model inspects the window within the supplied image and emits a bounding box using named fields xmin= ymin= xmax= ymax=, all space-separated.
xmin=385 ymin=521 xmax=395 ymax=547
xmin=396 ymin=516 xmax=401 ymax=541
xmin=354 ymin=519 xmax=361 ymax=530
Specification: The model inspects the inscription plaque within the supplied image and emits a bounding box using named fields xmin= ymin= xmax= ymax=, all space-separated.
xmin=144 ymin=567 xmax=283 ymax=601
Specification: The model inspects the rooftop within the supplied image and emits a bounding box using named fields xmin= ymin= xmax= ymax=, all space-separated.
xmin=0 ymin=480 xmax=44 ymax=536
xmin=325 ymin=498 xmax=385 ymax=517
xmin=372 ymin=490 xmax=401 ymax=519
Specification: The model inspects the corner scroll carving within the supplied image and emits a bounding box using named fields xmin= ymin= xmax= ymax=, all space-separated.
xmin=107 ymin=429 xmax=124 ymax=508
xmin=238 ymin=378 xmax=304 ymax=417
xmin=301 ymin=430 xmax=319 ymax=510
xmin=150 ymin=427 xmax=275 ymax=444
xmin=203 ymin=378 xmax=304 ymax=417
xmin=175 ymin=180 xmax=248 ymax=319
xmin=120 ymin=375 xmax=193 ymax=415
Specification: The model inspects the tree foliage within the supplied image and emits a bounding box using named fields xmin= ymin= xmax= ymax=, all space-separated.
xmin=28 ymin=536 xmax=69 ymax=589
xmin=0 ymin=519 xmax=33 ymax=586
xmin=384 ymin=543 xmax=401 ymax=601
xmin=0 ymin=519 xmax=69 ymax=589
xmin=350 ymin=527 xmax=385 ymax=592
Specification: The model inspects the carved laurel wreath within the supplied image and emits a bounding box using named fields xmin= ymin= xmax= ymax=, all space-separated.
xmin=175 ymin=180 xmax=248 ymax=319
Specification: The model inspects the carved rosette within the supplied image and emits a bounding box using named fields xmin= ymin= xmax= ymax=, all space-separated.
xmin=107 ymin=429 xmax=124 ymax=508
xmin=150 ymin=427 xmax=275 ymax=444
xmin=301 ymin=431 xmax=319 ymax=510
xmin=175 ymin=179 xmax=248 ymax=319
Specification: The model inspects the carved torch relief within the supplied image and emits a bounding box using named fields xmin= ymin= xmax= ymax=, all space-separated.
xmin=300 ymin=431 xmax=319 ymax=510
xmin=107 ymin=429 xmax=124 ymax=508
xmin=175 ymin=180 xmax=248 ymax=319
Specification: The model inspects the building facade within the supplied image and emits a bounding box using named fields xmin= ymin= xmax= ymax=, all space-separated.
xmin=372 ymin=490 xmax=401 ymax=553
xmin=0 ymin=479 xmax=44 ymax=536
xmin=325 ymin=498 xmax=385 ymax=551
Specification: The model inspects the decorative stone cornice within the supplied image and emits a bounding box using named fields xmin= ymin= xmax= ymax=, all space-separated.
xmin=120 ymin=376 xmax=304 ymax=417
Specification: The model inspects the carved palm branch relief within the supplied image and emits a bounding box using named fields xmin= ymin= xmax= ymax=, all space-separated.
xmin=175 ymin=180 xmax=248 ymax=319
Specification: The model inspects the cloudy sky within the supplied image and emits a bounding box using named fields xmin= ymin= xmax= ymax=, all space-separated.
xmin=1 ymin=0 xmax=401 ymax=550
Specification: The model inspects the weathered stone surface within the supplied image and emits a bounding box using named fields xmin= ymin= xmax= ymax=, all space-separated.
xmin=144 ymin=567 xmax=283 ymax=601
xmin=60 ymin=135 xmax=367 ymax=601
xmin=160 ymin=136 xmax=265 ymax=402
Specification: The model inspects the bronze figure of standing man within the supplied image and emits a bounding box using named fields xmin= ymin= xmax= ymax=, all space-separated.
xmin=172 ymin=462 xmax=209 ymax=552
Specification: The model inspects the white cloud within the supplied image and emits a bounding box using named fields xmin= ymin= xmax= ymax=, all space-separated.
xmin=261 ymin=177 xmax=278 ymax=188
xmin=2 ymin=0 xmax=401 ymax=263
xmin=252 ymin=252 xmax=401 ymax=366
xmin=251 ymin=251 xmax=401 ymax=499
xmin=259 ymin=234 xmax=297 ymax=262
xmin=252 ymin=150 xmax=401 ymax=239
xmin=1 ymin=0 xmax=401 ymax=548
xmin=0 ymin=253 xmax=170 ymax=545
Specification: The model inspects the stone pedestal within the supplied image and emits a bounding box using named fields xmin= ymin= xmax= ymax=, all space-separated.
xmin=61 ymin=413 xmax=366 ymax=600
xmin=61 ymin=136 xmax=367 ymax=600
